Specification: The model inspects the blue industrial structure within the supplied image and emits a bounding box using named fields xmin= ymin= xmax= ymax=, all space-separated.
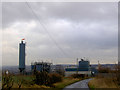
xmin=31 ymin=62 xmax=52 ymax=73
xmin=79 ymin=59 xmax=90 ymax=71
xmin=65 ymin=59 xmax=90 ymax=71
xmin=19 ymin=40 xmax=26 ymax=73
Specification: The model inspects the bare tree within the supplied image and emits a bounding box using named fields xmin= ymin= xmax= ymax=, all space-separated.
xmin=2 ymin=71 xmax=14 ymax=89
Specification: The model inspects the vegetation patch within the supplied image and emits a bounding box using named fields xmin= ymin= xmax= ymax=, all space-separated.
xmin=54 ymin=77 xmax=81 ymax=88
xmin=88 ymin=77 xmax=119 ymax=89
xmin=2 ymin=71 xmax=90 ymax=89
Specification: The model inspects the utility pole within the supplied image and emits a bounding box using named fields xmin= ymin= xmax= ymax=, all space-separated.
xmin=76 ymin=58 xmax=79 ymax=74
xmin=98 ymin=60 xmax=101 ymax=70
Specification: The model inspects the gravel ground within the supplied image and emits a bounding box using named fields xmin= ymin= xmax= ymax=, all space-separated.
xmin=63 ymin=78 xmax=92 ymax=90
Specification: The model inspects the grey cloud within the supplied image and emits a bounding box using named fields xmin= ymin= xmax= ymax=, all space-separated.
xmin=3 ymin=2 xmax=117 ymax=28
xmin=2 ymin=2 xmax=118 ymax=65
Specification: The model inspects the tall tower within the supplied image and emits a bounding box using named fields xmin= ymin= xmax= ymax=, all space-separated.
xmin=19 ymin=39 xmax=26 ymax=73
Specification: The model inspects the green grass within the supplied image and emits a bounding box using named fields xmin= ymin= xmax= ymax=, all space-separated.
xmin=54 ymin=77 xmax=81 ymax=88
xmin=12 ymin=75 xmax=34 ymax=83
xmin=11 ymin=75 xmax=81 ymax=88
xmin=2 ymin=75 xmax=35 ymax=88
xmin=88 ymin=83 xmax=95 ymax=90
xmin=2 ymin=75 xmax=89 ymax=88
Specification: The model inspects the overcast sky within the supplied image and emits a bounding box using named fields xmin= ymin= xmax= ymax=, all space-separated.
xmin=2 ymin=2 xmax=118 ymax=66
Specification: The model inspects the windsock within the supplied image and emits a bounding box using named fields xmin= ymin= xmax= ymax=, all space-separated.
xmin=22 ymin=38 xmax=25 ymax=40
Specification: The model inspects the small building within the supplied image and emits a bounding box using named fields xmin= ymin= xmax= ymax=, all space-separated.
xmin=65 ymin=59 xmax=91 ymax=76
xmin=31 ymin=62 xmax=52 ymax=73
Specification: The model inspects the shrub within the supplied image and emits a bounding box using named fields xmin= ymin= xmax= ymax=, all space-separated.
xmin=71 ymin=74 xmax=85 ymax=78
xmin=49 ymin=73 xmax=62 ymax=83
xmin=2 ymin=72 xmax=14 ymax=89
xmin=16 ymin=76 xmax=25 ymax=88
xmin=33 ymin=71 xmax=63 ymax=87
xmin=55 ymin=69 xmax=65 ymax=76
xmin=33 ymin=71 xmax=50 ymax=86
xmin=114 ymin=64 xmax=120 ymax=85
xmin=98 ymin=67 xmax=110 ymax=73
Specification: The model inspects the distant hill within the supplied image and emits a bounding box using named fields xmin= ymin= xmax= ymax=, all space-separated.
xmin=2 ymin=65 xmax=31 ymax=74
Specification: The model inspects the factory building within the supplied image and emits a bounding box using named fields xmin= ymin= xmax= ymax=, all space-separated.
xmin=51 ymin=64 xmax=65 ymax=76
xmin=65 ymin=59 xmax=91 ymax=76
xmin=19 ymin=39 xmax=26 ymax=73
xmin=31 ymin=62 xmax=52 ymax=73
xmin=79 ymin=59 xmax=90 ymax=71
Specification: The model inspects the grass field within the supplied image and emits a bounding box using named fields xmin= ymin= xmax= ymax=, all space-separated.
xmin=12 ymin=75 xmax=34 ymax=83
xmin=54 ymin=77 xmax=81 ymax=88
xmin=3 ymin=75 xmax=82 ymax=88
xmin=12 ymin=75 xmax=34 ymax=88
xmin=88 ymin=77 xmax=119 ymax=89
xmin=10 ymin=75 xmax=52 ymax=88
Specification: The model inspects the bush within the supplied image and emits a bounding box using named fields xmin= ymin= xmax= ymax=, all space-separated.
xmin=33 ymin=71 xmax=50 ymax=86
xmin=55 ymin=69 xmax=65 ymax=76
xmin=16 ymin=76 xmax=26 ymax=88
xmin=2 ymin=72 xmax=14 ymax=89
xmin=71 ymin=74 xmax=85 ymax=78
xmin=114 ymin=64 xmax=120 ymax=85
xmin=49 ymin=73 xmax=62 ymax=83
xmin=98 ymin=67 xmax=110 ymax=73
xmin=33 ymin=71 xmax=63 ymax=87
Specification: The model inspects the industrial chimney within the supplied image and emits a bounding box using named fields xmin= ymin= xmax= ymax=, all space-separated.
xmin=19 ymin=39 xmax=26 ymax=73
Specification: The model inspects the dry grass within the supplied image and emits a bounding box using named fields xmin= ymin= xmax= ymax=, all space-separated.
xmin=2 ymin=75 xmax=81 ymax=88
xmin=54 ymin=77 xmax=81 ymax=88
xmin=12 ymin=83 xmax=50 ymax=88
xmin=11 ymin=75 xmax=51 ymax=88
xmin=88 ymin=77 xmax=119 ymax=88
xmin=11 ymin=77 xmax=80 ymax=88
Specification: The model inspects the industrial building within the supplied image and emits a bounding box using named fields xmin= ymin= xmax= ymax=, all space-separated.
xmin=51 ymin=64 xmax=65 ymax=75
xmin=19 ymin=39 xmax=26 ymax=73
xmin=31 ymin=62 xmax=52 ymax=73
xmin=65 ymin=59 xmax=91 ymax=76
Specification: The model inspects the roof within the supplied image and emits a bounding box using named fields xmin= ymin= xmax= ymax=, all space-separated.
xmin=65 ymin=68 xmax=89 ymax=71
